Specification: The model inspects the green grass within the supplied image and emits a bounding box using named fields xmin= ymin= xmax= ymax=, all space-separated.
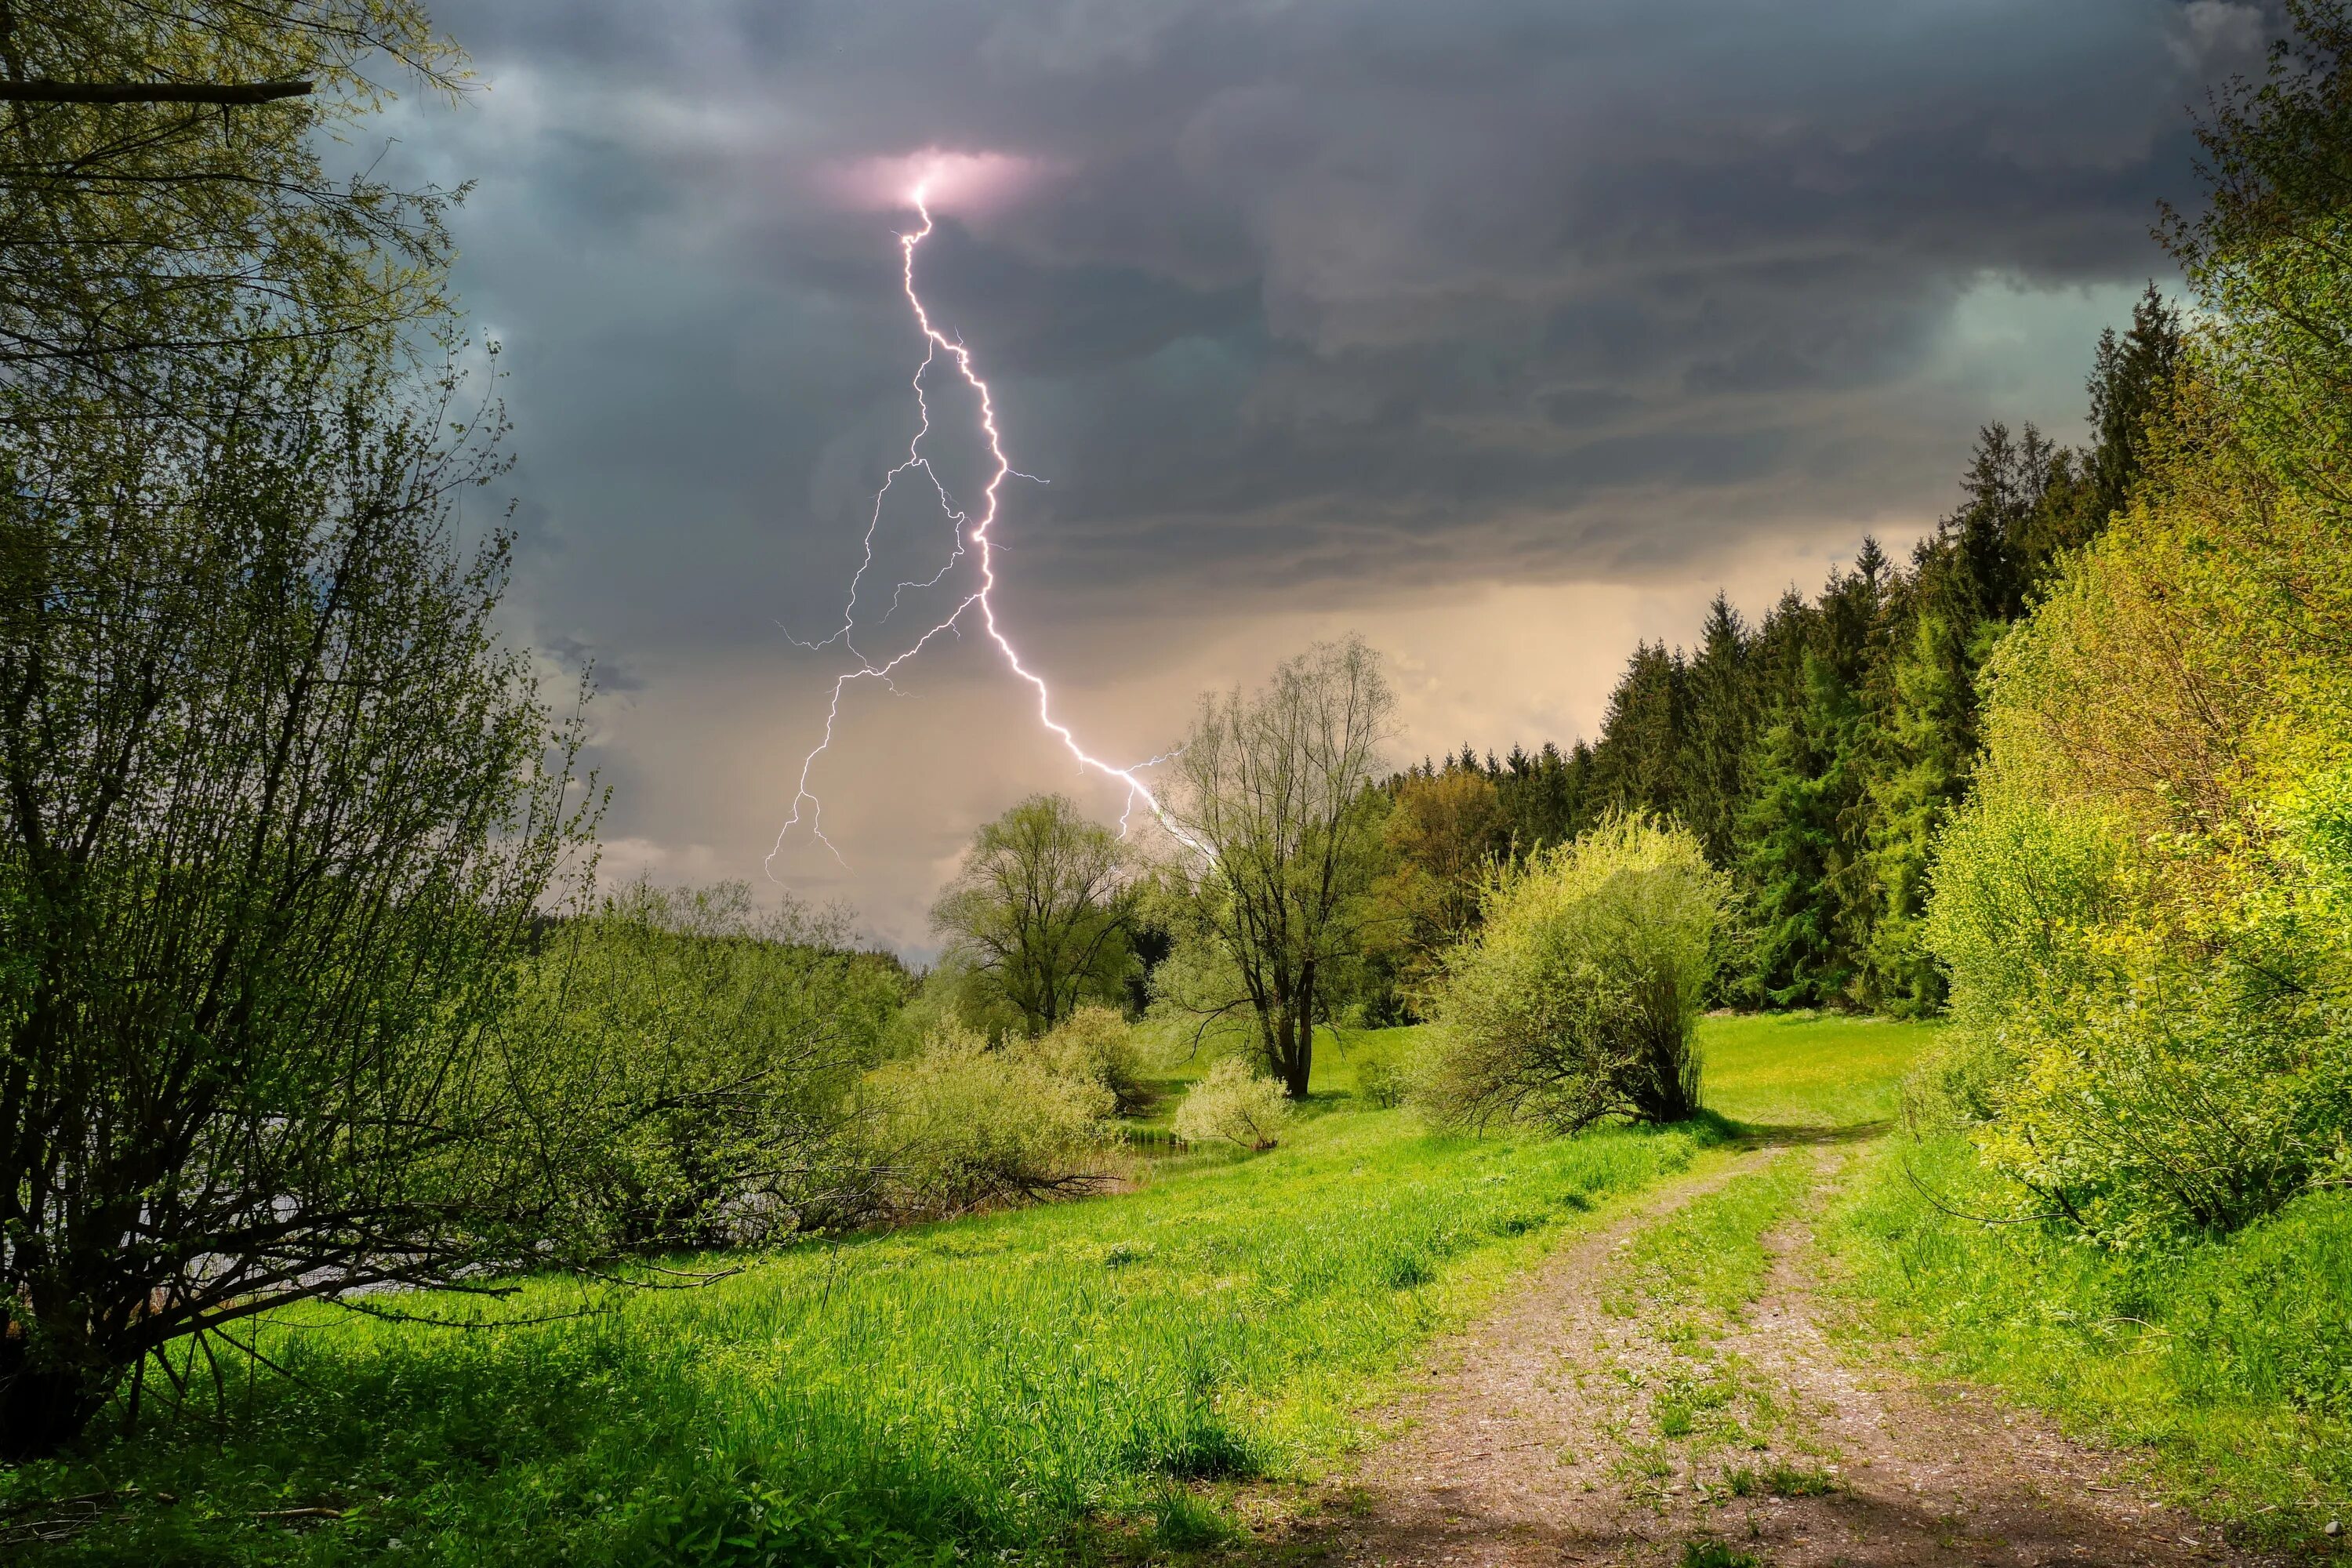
xmin=1614 ymin=1149 xmax=1815 ymax=1320
xmin=2 ymin=1094 xmax=1723 ymax=1565
xmin=1829 ymin=1130 xmax=2352 ymax=1549
xmin=0 ymin=1011 xmax=1946 ymax=1563
xmin=1696 ymin=1010 xmax=1934 ymax=1130
xmin=1127 ymin=1023 xmax=1433 ymax=1129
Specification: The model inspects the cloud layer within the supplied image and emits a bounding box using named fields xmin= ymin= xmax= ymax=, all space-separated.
xmin=392 ymin=0 xmax=2267 ymax=945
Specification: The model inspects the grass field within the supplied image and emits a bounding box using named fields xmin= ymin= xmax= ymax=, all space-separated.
xmin=1696 ymin=1010 xmax=1936 ymax=1129
xmin=1829 ymin=1131 xmax=2352 ymax=1541
xmin=0 ymin=1015 xmax=1929 ymax=1565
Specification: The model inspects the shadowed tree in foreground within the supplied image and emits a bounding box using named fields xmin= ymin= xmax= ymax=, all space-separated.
xmin=0 ymin=333 xmax=592 ymax=1460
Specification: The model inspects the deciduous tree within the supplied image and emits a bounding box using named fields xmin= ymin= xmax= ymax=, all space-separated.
xmin=1160 ymin=636 xmax=1396 ymax=1097
xmin=930 ymin=793 xmax=1143 ymax=1036
xmin=0 ymin=332 xmax=590 ymax=1457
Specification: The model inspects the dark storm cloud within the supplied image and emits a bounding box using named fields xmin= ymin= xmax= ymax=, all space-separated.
xmin=390 ymin=0 xmax=2267 ymax=862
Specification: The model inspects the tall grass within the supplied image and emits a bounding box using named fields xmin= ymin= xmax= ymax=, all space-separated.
xmin=4 ymin=1103 xmax=1715 ymax=1565
xmin=1828 ymin=1132 xmax=2352 ymax=1545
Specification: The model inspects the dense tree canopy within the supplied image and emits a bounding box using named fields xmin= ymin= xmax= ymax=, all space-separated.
xmin=930 ymin=793 xmax=1144 ymax=1036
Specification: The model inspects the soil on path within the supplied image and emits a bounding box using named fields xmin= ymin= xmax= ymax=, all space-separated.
xmin=1258 ymin=1142 xmax=2270 ymax=1568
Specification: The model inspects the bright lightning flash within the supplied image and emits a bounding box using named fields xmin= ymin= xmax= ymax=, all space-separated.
xmin=768 ymin=180 xmax=1196 ymax=873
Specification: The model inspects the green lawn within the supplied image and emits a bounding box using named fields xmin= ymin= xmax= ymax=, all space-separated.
xmin=1126 ymin=1022 xmax=1435 ymax=1127
xmin=0 ymin=1014 xmax=1933 ymax=1565
xmin=1696 ymin=1009 xmax=1935 ymax=1130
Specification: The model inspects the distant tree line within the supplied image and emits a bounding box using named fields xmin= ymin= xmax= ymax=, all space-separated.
xmin=1369 ymin=285 xmax=2185 ymax=1017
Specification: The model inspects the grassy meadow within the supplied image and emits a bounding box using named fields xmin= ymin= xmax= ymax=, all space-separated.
xmin=0 ymin=1015 xmax=1924 ymax=1565
xmin=1829 ymin=1133 xmax=2352 ymax=1539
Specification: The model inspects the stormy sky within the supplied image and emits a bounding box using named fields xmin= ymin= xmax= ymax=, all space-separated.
xmin=389 ymin=0 xmax=2267 ymax=950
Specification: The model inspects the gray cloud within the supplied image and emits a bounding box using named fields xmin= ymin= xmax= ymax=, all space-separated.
xmin=386 ymin=0 xmax=2269 ymax=934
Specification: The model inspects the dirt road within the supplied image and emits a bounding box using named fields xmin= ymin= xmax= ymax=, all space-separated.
xmin=1263 ymin=1143 xmax=2267 ymax=1568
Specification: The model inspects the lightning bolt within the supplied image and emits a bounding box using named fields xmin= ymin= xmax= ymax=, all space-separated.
xmin=768 ymin=179 xmax=1200 ymax=874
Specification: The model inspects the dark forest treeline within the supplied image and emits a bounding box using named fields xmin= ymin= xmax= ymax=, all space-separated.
xmin=1390 ymin=285 xmax=2184 ymax=1015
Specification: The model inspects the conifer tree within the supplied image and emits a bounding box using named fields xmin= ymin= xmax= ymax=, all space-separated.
xmin=1677 ymin=593 xmax=1754 ymax=866
xmin=1738 ymin=648 xmax=1873 ymax=1007
xmin=2082 ymin=284 xmax=2184 ymax=529
xmin=1589 ymin=641 xmax=1687 ymax=822
xmin=1864 ymin=612 xmax=1975 ymax=1013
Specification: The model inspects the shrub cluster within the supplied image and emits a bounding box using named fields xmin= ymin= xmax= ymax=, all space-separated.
xmin=1917 ymin=419 xmax=2352 ymax=1250
xmin=1419 ymin=816 xmax=1731 ymax=1134
xmin=1025 ymin=1004 xmax=1156 ymax=1116
xmin=862 ymin=1019 xmax=1122 ymax=1218
xmin=517 ymin=880 xmax=906 ymax=1250
xmin=1174 ymin=1058 xmax=1290 ymax=1150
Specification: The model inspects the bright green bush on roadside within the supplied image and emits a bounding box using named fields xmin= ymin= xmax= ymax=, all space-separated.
xmin=1421 ymin=815 xmax=1731 ymax=1134
xmin=1915 ymin=474 xmax=2352 ymax=1248
xmin=1173 ymin=1057 xmax=1290 ymax=1149
xmin=862 ymin=1020 xmax=1120 ymax=1218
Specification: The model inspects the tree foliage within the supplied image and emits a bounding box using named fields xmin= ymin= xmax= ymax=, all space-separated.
xmin=1366 ymin=764 xmax=1504 ymax=1003
xmin=0 ymin=1 xmax=466 ymax=406
xmin=0 ymin=334 xmax=588 ymax=1457
xmin=1392 ymin=289 xmax=2183 ymax=1020
xmin=515 ymin=881 xmax=908 ymax=1253
xmin=930 ymin=793 xmax=1142 ymax=1037
xmin=1171 ymin=1058 xmax=1289 ymax=1151
xmin=1911 ymin=0 xmax=2352 ymax=1247
xmin=859 ymin=1019 xmax=1118 ymax=1220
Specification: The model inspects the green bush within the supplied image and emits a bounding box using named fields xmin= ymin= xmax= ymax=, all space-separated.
xmin=1352 ymin=1042 xmax=1410 ymax=1109
xmin=1172 ymin=1058 xmax=1290 ymax=1149
xmin=517 ymin=880 xmax=907 ymax=1249
xmin=862 ymin=1020 xmax=1120 ymax=1218
xmin=1421 ymin=815 xmax=1731 ymax=1134
xmin=1022 ymin=1004 xmax=1155 ymax=1116
xmin=1914 ymin=507 xmax=2352 ymax=1247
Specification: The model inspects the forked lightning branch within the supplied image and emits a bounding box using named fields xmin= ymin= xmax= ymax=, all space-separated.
xmin=769 ymin=177 xmax=1192 ymax=873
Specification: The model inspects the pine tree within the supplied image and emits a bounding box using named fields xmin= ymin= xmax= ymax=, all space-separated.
xmin=1588 ymin=641 xmax=1688 ymax=822
xmin=2023 ymin=282 xmax=2183 ymax=575
xmin=1864 ymin=612 xmax=1975 ymax=1013
xmin=1941 ymin=423 xmax=2060 ymax=622
xmin=1678 ymin=593 xmax=1753 ymax=866
xmin=1738 ymin=649 xmax=1871 ymax=1007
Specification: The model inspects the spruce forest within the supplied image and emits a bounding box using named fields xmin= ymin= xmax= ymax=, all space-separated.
xmin=1379 ymin=285 xmax=2185 ymax=1017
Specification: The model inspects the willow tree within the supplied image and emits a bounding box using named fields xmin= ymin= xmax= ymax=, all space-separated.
xmin=930 ymin=794 xmax=1142 ymax=1036
xmin=1159 ymin=636 xmax=1395 ymax=1098
xmin=0 ymin=330 xmax=592 ymax=1459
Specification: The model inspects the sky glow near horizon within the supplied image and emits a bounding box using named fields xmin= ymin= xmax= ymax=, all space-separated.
xmin=381 ymin=0 xmax=2270 ymax=952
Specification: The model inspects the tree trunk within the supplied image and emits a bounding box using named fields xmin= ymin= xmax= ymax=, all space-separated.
xmin=1275 ymin=967 xmax=1316 ymax=1098
xmin=1279 ymin=1013 xmax=1311 ymax=1098
xmin=0 ymin=1338 xmax=108 ymax=1461
xmin=1283 ymin=963 xmax=1317 ymax=1098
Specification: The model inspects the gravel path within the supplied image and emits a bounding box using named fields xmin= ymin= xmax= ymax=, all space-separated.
xmin=1264 ymin=1143 xmax=2269 ymax=1568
